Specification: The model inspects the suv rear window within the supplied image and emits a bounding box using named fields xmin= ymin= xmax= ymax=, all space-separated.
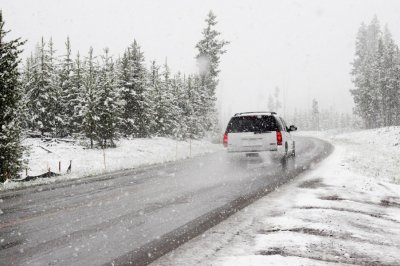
xmin=226 ymin=115 xmax=279 ymax=133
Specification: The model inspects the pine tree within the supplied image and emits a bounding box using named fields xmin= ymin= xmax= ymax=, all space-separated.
xmin=351 ymin=17 xmax=383 ymax=128
xmin=81 ymin=47 xmax=98 ymax=148
xmin=393 ymin=47 xmax=400 ymax=125
xmin=311 ymin=99 xmax=319 ymax=130
xmin=118 ymin=49 xmax=135 ymax=137
xmin=48 ymin=38 xmax=63 ymax=137
xmin=94 ymin=48 xmax=122 ymax=147
xmin=148 ymin=60 xmax=178 ymax=136
xmin=0 ymin=11 xmax=25 ymax=181
xmin=170 ymin=72 xmax=187 ymax=138
xmin=161 ymin=61 xmax=181 ymax=137
xmin=184 ymin=75 xmax=202 ymax=138
xmin=129 ymin=40 xmax=150 ymax=138
xmin=20 ymin=54 xmax=35 ymax=131
xmin=59 ymin=37 xmax=76 ymax=136
xmin=350 ymin=16 xmax=400 ymax=128
xmin=371 ymin=37 xmax=384 ymax=127
xmin=351 ymin=22 xmax=370 ymax=127
xmin=147 ymin=60 xmax=161 ymax=135
xmin=381 ymin=26 xmax=399 ymax=126
xmin=364 ymin=18 xmax=381 ymax=128
xmin=27 ymin=38 xmax=58 ymax=136
xmin=118 ymin=40 xmax=151 ymax=138
xmin=70 ymin=52 xmax=85 ymax=134
xmin=195 ymin=11 xmax=228 ymax=135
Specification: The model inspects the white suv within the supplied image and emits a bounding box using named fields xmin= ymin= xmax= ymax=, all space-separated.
xmin=223 ymin=112 xmax=297 ymax=159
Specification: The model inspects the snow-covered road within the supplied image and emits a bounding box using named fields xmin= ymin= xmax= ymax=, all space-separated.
xmin=154 ymin=128 xmax=400 ymax=265
xmin=0 ymin=136 xmax=331 ymax=265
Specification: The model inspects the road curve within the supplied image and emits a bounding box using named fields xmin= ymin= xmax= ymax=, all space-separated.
xmin=0 ymin=136 xmax=332 ymax=266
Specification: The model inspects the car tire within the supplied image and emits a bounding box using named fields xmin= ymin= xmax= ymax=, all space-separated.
xmin=285 ymin=142 xmax=288 ymax=157
xmin=279 ymin=143 xmax=288 ymax=165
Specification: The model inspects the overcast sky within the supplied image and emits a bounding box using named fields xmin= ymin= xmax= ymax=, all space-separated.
xmin=2 ymin=0 xmax=400 ymax=122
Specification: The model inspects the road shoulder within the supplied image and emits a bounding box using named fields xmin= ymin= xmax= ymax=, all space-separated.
xmin=0 ymin=137 xmax=222 ymax=192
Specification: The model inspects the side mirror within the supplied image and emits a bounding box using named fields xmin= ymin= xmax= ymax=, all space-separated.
xmin=289 ymin=125 xmax=297 ymax=132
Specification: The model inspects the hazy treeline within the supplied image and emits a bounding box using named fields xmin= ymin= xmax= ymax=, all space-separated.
xmin=287 ymin=99 xmax=360 ymax=131
xmin=20 ymin=11 xmax=227 ymax=148
xmin=351 ymin=16 xmax=400 ymax=128
xmin=288 ymin=109 xmax=359 ymax=131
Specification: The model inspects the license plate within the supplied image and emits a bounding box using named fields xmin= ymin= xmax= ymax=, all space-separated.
xmin=243 ymin=140 xmax=260 ymax=146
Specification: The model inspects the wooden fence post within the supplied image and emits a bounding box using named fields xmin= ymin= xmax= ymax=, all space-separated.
xmin=189 ymin=138 xmax=192 ymax=157
xmin=67 ymin=160 xmax=72 ymax=174
xmin=103 ymin=148 xmax=106 ymax=171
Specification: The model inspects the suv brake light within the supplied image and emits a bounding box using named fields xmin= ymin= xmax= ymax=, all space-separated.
xmin=223 ymin=132 xmax=228 ymax=147
xmin=276 ymin=131 xmax=282 ymax=145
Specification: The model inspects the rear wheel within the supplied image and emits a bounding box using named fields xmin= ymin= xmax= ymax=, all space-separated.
xmin=284 ymin=142 xmax=288 ymax=157
xmin=279 ymin=143 xmax=289 ymax=166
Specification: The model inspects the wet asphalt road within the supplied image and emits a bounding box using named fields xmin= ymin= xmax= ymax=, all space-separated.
xmin=0 ymin=136 xmax=332 ymax=266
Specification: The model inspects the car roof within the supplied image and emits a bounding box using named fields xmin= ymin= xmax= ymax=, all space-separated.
xmin=233 ymin=111 xmax=277 ymax=117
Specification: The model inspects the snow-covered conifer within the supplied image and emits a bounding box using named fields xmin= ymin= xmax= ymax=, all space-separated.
xmin=118 ymin=50 xmax=135 ymax=137
xmin=147 ymin=60 xmax=162 ymax=136
xmin=195 ymin=11 xmax=228 ymax=135
xmin=128 ymin=40 xmax=150 ymax=138
xmin=81 ymin=47 xmax=98 ymax=148
xmin=26 ymin=38 xmax=58 ymax=136
xmin=48 ymin=38 xmax=64 ymax=137
xmin=351 ymin=17 xmax=400 ymax=128
xmin=94 ymin=48 xmax=122 ymax=147
xmin=184 ymin=75 xmax=202 ymax=138
xmin=0 ymin=11 xmax=25 ymax=181
xmin=59 ymin=37 xmax=76 ymax=135
xmin=70 ymin=52 xmax=85 ymax=134
xmin=148 ymin=60 xmax=178 ymax=136
xmin=311 ymin=99 xmax=319 ymax=130
xmin=351 ymin=17 xmax=383 ymax=128
xmin=20 ymin=54 xmax=35 ymax=131
xmin=381 ymin=27 xmax=399 ymax=126
xmin=161 ymin=61 xmax=181 ymax=137
xmin=170 ymin=72 xmax=188 ymax=138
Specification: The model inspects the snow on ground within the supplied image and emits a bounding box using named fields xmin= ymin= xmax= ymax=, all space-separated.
xmin=153 ymin=127 xmax=400 ymax=265
xmin=0 ymin=137 xmax=222 ymax=191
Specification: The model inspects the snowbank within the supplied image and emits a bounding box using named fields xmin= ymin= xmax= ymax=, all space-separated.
xmin=0 ymin=137 xmax=222 ymax=191
xmin=154 ymin=127 xmax=400 ymax=265
xmin=297 ymin=127 xmax=400 ymax=184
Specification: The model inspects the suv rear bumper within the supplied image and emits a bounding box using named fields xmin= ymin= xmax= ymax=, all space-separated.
xmin=227 ymin=145 xmax=286 ymax=157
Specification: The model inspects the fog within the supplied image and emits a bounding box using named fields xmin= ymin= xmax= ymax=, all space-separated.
xmin=2 ymin=0 xmax=400 ymax=122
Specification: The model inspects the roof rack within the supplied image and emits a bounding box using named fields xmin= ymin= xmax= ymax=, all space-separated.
xmin=234 ymin=111 xmax=277 ymax=116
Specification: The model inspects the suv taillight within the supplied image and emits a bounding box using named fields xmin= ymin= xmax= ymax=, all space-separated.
xmin=223 ymin=132 xmax=228 ymax=147
xmin=276 ymin=131 xmax=282 ymax=145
